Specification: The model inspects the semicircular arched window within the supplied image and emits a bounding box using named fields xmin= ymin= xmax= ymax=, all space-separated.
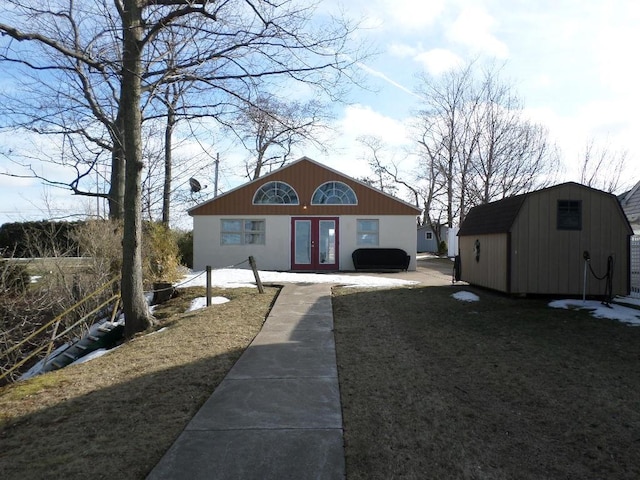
xmin=311 ymin=181 xmax=357 ymax=205
xmin=252 ymin=181 xmax=299 ymax=205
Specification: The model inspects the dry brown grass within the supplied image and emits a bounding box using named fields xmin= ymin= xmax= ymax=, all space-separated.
xmin=333 ymin=285 xmax=640 ymax=480
xmin=0 ymin=286 xmax=279 ymax=480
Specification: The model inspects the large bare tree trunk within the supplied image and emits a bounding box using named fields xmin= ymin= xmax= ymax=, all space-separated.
xmin=121 ymin=0 xmax=153 ymax=337
xmin=162 ymin=90 xmax=176 ymax=225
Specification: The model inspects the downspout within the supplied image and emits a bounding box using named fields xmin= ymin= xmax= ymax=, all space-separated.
xmin=506 ymin=231 xmax=512 ymax=294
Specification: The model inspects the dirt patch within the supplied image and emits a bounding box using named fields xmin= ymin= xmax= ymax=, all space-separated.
xmin=333 ymin=285 xmax=640 ymax=480
xmin=0 ymin=286 xmax=279 ymax=480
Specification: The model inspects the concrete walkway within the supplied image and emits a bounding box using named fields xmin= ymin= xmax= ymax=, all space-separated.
xmin=147 ymin=283 xmax=344 ymax=480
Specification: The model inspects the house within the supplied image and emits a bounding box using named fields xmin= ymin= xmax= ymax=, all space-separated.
xmin=619 ymin=180 xmax=640 ymax=298
xmin=620 ymin=180 xmax=640 ymax=234
xmin=457 ymin=182 xmax=633 ymax=296
xmin=188 ymin=157 xmax=421 ymax=272
xmin=417 ymin=224 xmax=447 ymax=253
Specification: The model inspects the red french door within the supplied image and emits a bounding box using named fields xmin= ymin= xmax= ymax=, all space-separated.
xmin=290 ymin=217 xmax=339 ymax=271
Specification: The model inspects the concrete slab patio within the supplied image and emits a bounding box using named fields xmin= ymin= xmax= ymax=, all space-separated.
xmin=147 ymin=283 xmax=344 ymax=480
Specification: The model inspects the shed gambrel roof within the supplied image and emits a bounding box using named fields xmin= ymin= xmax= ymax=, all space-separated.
xmin=458 ymin=194 xmax=526 ymax=235
xmin=188 ymin=156 xmax=421 ymax=216
xmin=458 ymin=182 xmax=633 ymax=236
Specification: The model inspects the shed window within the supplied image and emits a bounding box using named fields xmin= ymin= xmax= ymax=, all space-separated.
xmin=557 ymin=200 xmax=582 ymax=230
xmin=221 ymin=219 xmax=265 ymax=245
xmin=253 ymin=181 xmax=299 ymax=204
xmin=357 ymin=219 xmax=379 ymax=245
xmin=425 ymin=232 xmax=433 ymax=240
xmin=311 ymin=181 xmax=357 ymax=205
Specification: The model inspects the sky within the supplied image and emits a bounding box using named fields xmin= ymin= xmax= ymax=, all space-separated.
xmin=1 ymin=0 xmax=639 ymax=227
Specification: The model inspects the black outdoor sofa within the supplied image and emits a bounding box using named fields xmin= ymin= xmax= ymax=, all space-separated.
xmin=352 ymin=248 xmax=411 ymax=272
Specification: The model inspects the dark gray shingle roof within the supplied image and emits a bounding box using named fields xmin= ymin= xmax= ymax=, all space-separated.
xmin=458 ymin=194 xmax=526 ymax=236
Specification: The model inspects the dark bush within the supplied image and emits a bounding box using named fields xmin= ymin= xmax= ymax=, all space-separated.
xmin=0 ymin=260 xmax=30 ymax=294
xmin=174 ymin=230 xmax=193 ymax=268
xmin=438 ymin=240 xmax=448 ymax=256
xmin=0 ymin=221 xmax=82 ymax=258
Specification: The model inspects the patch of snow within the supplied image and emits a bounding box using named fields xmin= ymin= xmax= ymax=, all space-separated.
xmin=452 ymin=291 xmax=480 ymax=302
xmin=549 ymin=299 xmax=640 ymax=326
xmin=614 ymin=296 xmax=640 ymax=307
xmin=178 ymin=268 xmax=417 ymax=289
xmin=70 ymin=348 xmax=110 ymax=365
xmin=19 ymin=343 xmax=72 ymax=380
xmin=187 ymin=296 xmax=229 ymax=312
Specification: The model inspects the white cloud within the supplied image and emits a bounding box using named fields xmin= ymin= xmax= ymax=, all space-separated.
xmin=339 ymin=104 xmax=409 ymax=146
xmin=388 ymin=42 xmax=463 ymax=76
xmin=331 ymin=0 xmax=445 ymax=31
xmin=448 ymin=6 xmax=508 ymax=58
xmin=384 ymin=0 xmax=446 ymax=29
xmin=414 ymin=48 xmax=464 ymax=75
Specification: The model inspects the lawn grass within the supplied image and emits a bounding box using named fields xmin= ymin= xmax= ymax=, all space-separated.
xmin=0 ymin=286 xmax=279 ymax=480
xmin=3 ymin=274 xmax=640 ymax=480
xmin=333 ymin=285 xmax=640 ymax=480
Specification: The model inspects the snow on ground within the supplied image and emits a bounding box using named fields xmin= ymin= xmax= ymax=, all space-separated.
xmin=188 ymin=296 xmax=229 ymax=312
xmin=452 ymin=291 xmax=480 ymax=302
xmin=549 ymin=299 xmax=640 ymax=326
xmin=177 ymin=268 xmax=418 ymax=289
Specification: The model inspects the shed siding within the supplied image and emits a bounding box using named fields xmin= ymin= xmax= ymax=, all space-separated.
xmin=459 ymin=233 xmax=508 ymax=292
xmin=510 ymin=184 xmax=630 ymax=295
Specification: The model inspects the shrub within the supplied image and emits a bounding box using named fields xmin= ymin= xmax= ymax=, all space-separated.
xmin=173 ymin=230 xmax=193 ymax=268
xmin=142 ymin=222 xmax=182 ymax=285
xmin=438 ymin=240 xmax=448 ymax=256
xmin=0 ymin=260 xmax=30 ymax=294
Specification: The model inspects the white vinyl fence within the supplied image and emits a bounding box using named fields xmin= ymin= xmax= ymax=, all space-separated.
xmin=632 ymin=235 xmax=640 ymax=298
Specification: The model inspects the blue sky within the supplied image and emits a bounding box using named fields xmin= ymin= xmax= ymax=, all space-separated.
xmin=1 ymin=0 xmax=638 ymax=227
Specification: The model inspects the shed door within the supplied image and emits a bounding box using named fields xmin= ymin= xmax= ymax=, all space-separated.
xmin=291 ymin=217 xmax=339 ymax=271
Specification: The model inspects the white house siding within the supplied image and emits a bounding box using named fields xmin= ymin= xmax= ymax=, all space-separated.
xmin=193 ymin=215 xmax=291 ymax=271
xmin=340 ymin=215 xmax=417 ymax=271
xmin=193 ymin=214 xmax=417 ymax=271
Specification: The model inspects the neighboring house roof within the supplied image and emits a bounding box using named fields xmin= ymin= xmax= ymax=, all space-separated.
xmin=459 ymin=182 xmax=633 ymax=236
xmin=189 ymin=156 xmax=421 ymax=216
xmin=619 ymin=180 xmax=640 ymax=232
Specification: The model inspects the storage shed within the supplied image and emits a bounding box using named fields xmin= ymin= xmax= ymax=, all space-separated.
xmin=458 ymin=182 xmax=633 ymax=296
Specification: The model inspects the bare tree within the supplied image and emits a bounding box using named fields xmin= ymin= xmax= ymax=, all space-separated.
xmin=469 ymin=68 xmax=559 ymax=205
xmin=413 ymin=62 xmax=559 ymax=227
xmin=226 ymin=95 xmax=330 ymax=180
xmin=579 ymin=138 xmax=628 ymax=193
xmin=1 ymin=0 xmax=364 ymax=335
xmin=358 ymin=135 xmax=448 ymax=246
xmin=357 ymin=135 xmax=400 ymax=195
xmin=414 ymin=63 xmax=480 ymax=227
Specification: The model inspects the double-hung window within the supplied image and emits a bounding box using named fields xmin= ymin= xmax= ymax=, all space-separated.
xmin=357 ymin=219 xmax=379 ymax=246
xmin=221 ymin=219 xmax=265 ymax=245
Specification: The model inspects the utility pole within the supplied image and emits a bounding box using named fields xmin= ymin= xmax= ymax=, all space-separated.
xmin=214 ymin=152 xmax=219 ymax=198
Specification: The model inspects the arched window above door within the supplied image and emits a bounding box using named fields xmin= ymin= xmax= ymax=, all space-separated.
xmin=253 ymin=181 xmax=299 ymax=204
xmin=311 ymin=181 xmax=357 ymax=205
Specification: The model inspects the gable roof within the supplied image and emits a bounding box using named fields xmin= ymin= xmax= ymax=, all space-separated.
xmin=619 ymin=180 xmax=640 ymax=229
xmin=459 ymin=182 xmax=633 ymax=236
xmin=189 ymin=156 xmax=421 ymax=216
